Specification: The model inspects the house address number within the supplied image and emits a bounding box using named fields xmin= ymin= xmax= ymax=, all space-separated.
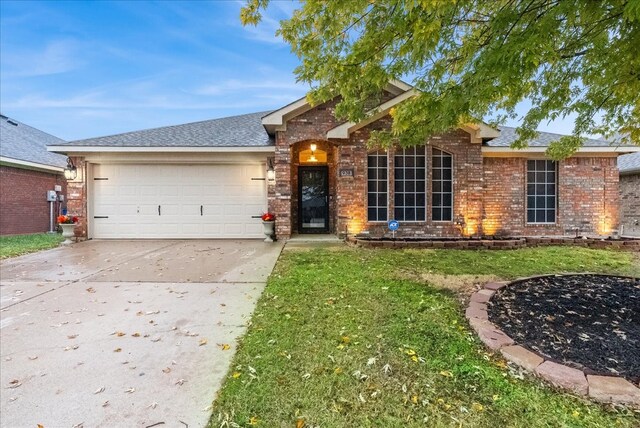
xmin=339 ymin=168 xmax=354 ymax=177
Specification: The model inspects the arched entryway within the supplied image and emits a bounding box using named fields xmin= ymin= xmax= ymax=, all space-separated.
xmin=290 ymin=140 xmax=336 ymax=234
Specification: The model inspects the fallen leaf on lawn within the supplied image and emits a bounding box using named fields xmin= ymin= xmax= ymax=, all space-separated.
xmin=199 ymin=338 xmax=208 ymax=346
xmin=439 ymin=370 xmax=453 ymax=377
xmin=296 ymin=419 xmax=305 ymax=428
xmin=114 ymin=348 xmax=122 ymax=353
xmin=472 ymin=402 xmax=484 ymax=412
xmin=175 ymin=379 xmax=186 ymax=385
xmin=162 ymin=367 xmax=171 ymax=373
xmin=232 ymin=372 xmax=241 ymax=378
xmin=124 ymin=387 xmax=135 ymax=393
xmin=93 ymin=386 xmax=105 ymax=394
xmin=131 ymin=333 xmax=140 ymax=337
xmin=334 ymin=367 xmax=342 ymax=375
xmin=219 ymin=344 xmax=230 ymax=351
xmin=366 ymin=357 xmax=376 ymax=366
xmin=248 ymin=416 xmax=258 ymax=425
xmin=382 ymin=364 xmax=392 ymax=374
xmin=341 ymin=336 xmax=350 ymax=344
xmin=411 ymin=395 xmax=418 ymax=404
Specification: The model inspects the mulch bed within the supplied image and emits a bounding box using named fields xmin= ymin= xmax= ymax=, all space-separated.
xmin=488 ymin=274 xmax=640 ymax=384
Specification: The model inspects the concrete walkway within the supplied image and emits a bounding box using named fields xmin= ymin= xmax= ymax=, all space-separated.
xmin=0 ymin=240 xmax=283 ymax=428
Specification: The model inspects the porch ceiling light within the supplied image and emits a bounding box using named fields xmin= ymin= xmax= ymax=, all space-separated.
xmin=63 ymin=157 xmax=77 ymax=180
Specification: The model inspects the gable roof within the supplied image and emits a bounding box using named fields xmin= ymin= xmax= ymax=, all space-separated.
xmin=618 ymin=152 xmax=640 ymax=175
xmin=0 ymin=114 xmax=68 ymax=171
xmin=53 ymin=111 xmax=273 ymax=149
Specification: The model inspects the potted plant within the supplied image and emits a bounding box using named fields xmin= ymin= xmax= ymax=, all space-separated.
xmin=57 ymin=215 xmax=79 ymax=245
xmin=261 ymin=212 xmax=275 ymax=242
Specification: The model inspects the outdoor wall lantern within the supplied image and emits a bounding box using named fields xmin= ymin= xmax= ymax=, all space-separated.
xmin=309 ymin=143 xmax=318 ymax=162
xmin=63 ymin=157 xmax=77 ymax=180
xmin=266 ymin=157 xmax=275 ymax=182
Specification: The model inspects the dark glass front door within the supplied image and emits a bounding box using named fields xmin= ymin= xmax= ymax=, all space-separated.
xmin=298 ymin=166 xmax=329 ymax=233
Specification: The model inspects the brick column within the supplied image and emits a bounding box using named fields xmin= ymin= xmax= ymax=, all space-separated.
xmin=66 ymin=156 xmax=88 ymax=238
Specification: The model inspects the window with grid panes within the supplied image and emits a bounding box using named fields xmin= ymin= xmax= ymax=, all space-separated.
xmin=432 ymin=149 xmax=453 ymax=221
xmin=394 ymin=146 xmax=426 ymax=221
xmin=526 ymin=160 xmax=557 ymax=223
xmin=367 ymin=151 xmax=388 ymax=221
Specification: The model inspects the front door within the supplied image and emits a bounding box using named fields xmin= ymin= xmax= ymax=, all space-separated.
xmin=298 ymin=166 xmax=329 ymax=233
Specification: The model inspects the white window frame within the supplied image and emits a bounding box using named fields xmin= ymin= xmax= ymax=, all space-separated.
xmin=366 ymin=151 xmax=389 ymax=223
xmin=431 ymin=148 xmax=454 ymax=222
xmin=393 ymin=146 xmax=427 ymax=222
xmin=526 ymin=159 xmax=558 ymax=224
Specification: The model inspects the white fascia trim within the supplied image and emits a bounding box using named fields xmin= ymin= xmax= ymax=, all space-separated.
xmin=482 ymin=146 xmax=640 ymax=156
xmin=0 ymin=156 xmax=64 ymax=173
xmin=261 ymin=96 xmax=310 ymax=127
xmin=47 ymin=146 xmax=276 ymax=154
xmin=327 ymin=89 xmax=419 ymax=139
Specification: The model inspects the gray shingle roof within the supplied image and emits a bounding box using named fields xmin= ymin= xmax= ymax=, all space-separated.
xmin=0 ymin=114 xmax=68 ymax=168
xmin=618 ymin=152 xmax=640 ymax=174
xmin=60 ymin=111 xmax=274 ymax=147
xmin=487 ymin=126 xmax=615 ymax=147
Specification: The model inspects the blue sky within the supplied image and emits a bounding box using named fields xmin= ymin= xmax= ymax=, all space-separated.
xmin=1 ymin=0 xmax=576 ymax=141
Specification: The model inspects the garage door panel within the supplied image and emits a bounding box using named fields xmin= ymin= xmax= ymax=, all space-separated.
xmin=92 ymin=163 xmax=266 ymax=238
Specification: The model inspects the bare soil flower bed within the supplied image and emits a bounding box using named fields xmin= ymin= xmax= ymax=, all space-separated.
xmin=488 ymin=274 xmax=640 ymax=384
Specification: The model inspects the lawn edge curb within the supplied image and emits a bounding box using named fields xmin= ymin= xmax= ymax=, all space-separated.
xmin=466 ymin=275 xmax=640 ymax=408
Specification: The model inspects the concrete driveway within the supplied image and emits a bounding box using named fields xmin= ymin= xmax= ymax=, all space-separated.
xmin=0 ymin=240 xmax=283 ymax=428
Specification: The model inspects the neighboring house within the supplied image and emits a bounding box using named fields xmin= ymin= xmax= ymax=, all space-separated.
xmin=48 ymin=81 xmax=639 ymax=240
xmin=0 ymin=114 xmax=68 ymax=235
xmin=618 ymin=152 xmax=640 ymax=236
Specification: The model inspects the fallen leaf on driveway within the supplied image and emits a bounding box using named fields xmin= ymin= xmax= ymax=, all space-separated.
xmin=71 ymin=422 xmax=84 ymax=428
xmin=102 ymin=401 xmax=109 ymax=407
xmin=7 ymin=379 xmax=22 ymax=389
xmin=131 ymin=333 xmax=140 ymax=337
xmin=86 ymin=287 xmax=96 ymax=293
xmin=162 ymin=367 xmax=171 ymax=374
xmin=116 ymin=332 xmax=126 ymax=337
xmin=219 ymin=344 xmax=230 ymax=351
xmin=93 ymin=387 xmax=105 ymax=394
xmin=9 ymin=397 xmax=17 ymax=402
xmin=37 ymin=425 xmax=44 ymax=428
xmin=125 ymin=387 xmax=135 ymax=393
xmin=67 ymin=334 xmax=78 ymax=339
xmin=175 ymin=379 xmax=186 ymax=385
xmin=148 ymin=402 xmax=158 ymax=409
xmin=199 ymin=338 xmax=208 ymax=346
xmin=151 ymin=337 xmax=161 ymax=342
xmin=114 ymin=348 xmax=122 ymax=353
xmin=28 ymin=355 xmax=38 ymax=360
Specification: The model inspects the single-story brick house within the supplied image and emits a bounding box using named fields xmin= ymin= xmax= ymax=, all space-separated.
xmin=1 ymin=114 xmax=68 ymax=235
xmin=48 ymin=81 xmax=639 ymax=240
xmin=618 ymin=152 xmax=640 ymax=237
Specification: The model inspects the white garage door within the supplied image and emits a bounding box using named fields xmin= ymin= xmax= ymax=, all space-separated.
xmin=91 ymin=164 xmax=267 ymax=238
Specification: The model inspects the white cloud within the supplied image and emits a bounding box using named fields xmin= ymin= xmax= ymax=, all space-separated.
xmin=1 ymin=39 xmax=82 ymax=77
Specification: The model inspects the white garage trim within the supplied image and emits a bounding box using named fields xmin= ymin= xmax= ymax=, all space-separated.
xmin=89 ymin=163 xmax=268 ymax=239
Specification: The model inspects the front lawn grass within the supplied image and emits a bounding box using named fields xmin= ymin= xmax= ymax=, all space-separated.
xmin=210 ymin=247 xmax=639 ymax=428
xmin=0 ymin=232 xmax=63 ymax=259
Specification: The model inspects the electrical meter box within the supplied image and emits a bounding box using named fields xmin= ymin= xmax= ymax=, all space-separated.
xmin=46 ymin=190 xmax=57 ymax=202
xmin=58 ymin=195 xmax=65 ymax=202
xmin=54 ymin=185 xmax=62 ymax=192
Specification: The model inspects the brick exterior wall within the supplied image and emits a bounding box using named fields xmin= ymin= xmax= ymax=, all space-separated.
xmin=0 ymin=165 xmax=67 ymax=235
xmin=619 ymin=173 xmax=639 ymax=236
xmin=483 ymin=157 xmax=619 ymax=237
xmin=66 ymin=156 xmax=88 ymax=238
xmin=271 ymin=100 xmax=620 ymax=239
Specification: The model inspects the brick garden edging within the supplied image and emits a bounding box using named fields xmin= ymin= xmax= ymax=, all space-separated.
xmin=466 ymin=278 xmax=640 ymax=407
xmin=349 ymin=236 xmax=640 ymax=251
